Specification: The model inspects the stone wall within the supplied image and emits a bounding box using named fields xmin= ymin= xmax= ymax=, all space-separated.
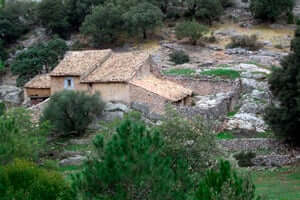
xmin=50 ymin=76 xmax=88 ymax=94
xmin=129 ymin=83 xmax=168 ymax=115
xmin=90 ymin=82 xmax=130 ymax=103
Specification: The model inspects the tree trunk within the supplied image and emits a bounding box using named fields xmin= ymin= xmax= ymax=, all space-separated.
xmin=143 ymin=29 xmax=147 ymax=40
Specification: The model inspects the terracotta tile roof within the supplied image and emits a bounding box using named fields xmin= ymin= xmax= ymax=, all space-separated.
xmin=50 ymin=50 xmax=112 ymax=76
xmin=24 ymin=74 xmax=51 ymax=89
xmin=81 ymin=51 xmax=149 ymax=83
xmin=129 ymin=75 xmax=193 ymax=102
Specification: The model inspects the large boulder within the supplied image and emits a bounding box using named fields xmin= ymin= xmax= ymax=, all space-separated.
xmin=0 ymin=85 xmax=23 ymax=105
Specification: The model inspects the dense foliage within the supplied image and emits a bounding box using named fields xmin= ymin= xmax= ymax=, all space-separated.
xmin=265 ymin=26 xmax=300 ymax=145
xmin=0 ymin=108 xmax=48 ymax=165
xmin=72 ymin=118 xmax=190 ymax=200
xmin=226 ymin=34 xmax=262 ymax=51
xmin=185 ymin=0 xmax=223 ymax=24
xmin=123 ymin=2 xmax=163 ymax=39
xmin=158 ymin=106 xmax=217 ymax=180
xmin=37 ymin=0 xmax=69 ymax=38
xmin=11 ymin=38 xmax=67 ymax=86
xmin=0 ymin=159 xmax=72 ymax=200
xmin=250 ymin=0 xmax=295 ymax=21
xmin=195 ymin=160 xmax=258 ymax=200
xmin=176 ymin=21 xmax=209 ymax=45
xmin=0 ymin=0 xmax=36 ymax=44
xmin=169 ymin=50 xmax=190 ymax=64
xmin=41 ymin=90 xmax=105 ymax=137
xmin=81 ymin=1 xmax=163 ymax=45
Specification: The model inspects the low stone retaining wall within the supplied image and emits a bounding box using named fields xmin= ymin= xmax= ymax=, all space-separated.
xmin=218 ymin=138 xmax=280 ymax=152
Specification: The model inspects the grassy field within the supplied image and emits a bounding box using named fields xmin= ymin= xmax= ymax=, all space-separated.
xmin=253 ymin=166 xmax=300 ymax=200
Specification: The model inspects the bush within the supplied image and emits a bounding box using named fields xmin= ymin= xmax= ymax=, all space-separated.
xmin=41 ymin=90 xmax=105 ymax=137
xmin=234 ymin=151 xmax=256 ymax=167
xmin=175 ymin=21 xmax=209 ymax=45
xmin=250 ymin=0 xmax=295 ymax=22
xmin=157 ymin=106 xmax=217 ymax=180
xmin=0 ymin=159 xmax=72 ymax=200
xmin=37 ymin=0 xmax=69 ymax=37
xmin=72 ymin=118 xmax=190 ymax=200
xmin=169 ymin=50 xmax=190 ymax=64
xmin=11 ymin=38 xmax=68 ymax=86
xmin=195 ymin=160 xmax=259 ymax=200
xmin=226 ymin=34 xmax=262 ymax=51
xmin=0 ymin=108 xmax=48 ymax=165
xmin=264 ymin=26 xmax=300 ymax=146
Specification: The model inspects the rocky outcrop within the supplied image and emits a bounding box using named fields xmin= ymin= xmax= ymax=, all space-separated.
xmin=59 ymin=155 xmax=87 ymax=166
xmin=0 ymin=85 xmax=23 ymax=105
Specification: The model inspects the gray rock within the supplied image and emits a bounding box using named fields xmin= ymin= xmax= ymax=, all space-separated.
xmin=59 ymin=155 xmax=87 ymax=166
xmin=105 ymin=102 xmax=129 ymax=112
xmin=0 ymin=85 xmax=23 ymax=105
xmin=103 ymin=111 xmax=124 ymax=121
xmin=131 ymin=102 xmax=150 ymax=115
xmin=69 ymin=139 xmax=90 ymax=145
xmin=249 ymin=55 xmax=277 ymax=66
xmin=225 ymin=113 xmax=267 ymax=133
xmin=252 ymin=155 xmax=294 ymax=167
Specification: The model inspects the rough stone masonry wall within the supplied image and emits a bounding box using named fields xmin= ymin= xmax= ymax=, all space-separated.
xmin=129 ymin=83 xmax=168 ymax=115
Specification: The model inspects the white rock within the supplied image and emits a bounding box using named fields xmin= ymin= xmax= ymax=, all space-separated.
xmin=0 ymin=85 xmax=23 ymax=104
xmin=59 ymin=155 xmax=86 ymax=166
xmin=105 ymin=102 xmax=129 ymax=112
xmin=225 ymin=113 xmax=267 ymax=133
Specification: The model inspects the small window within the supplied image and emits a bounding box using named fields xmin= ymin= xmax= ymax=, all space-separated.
xmin=64 ymin=77 xmax=74 ymax=89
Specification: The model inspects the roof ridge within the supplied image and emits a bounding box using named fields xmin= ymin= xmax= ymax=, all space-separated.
xmin=80 ymin=50 xmax=113 ymax=81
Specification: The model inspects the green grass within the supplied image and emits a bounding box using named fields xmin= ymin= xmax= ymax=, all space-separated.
xmin=163 ymin=68 xmax=196 ymax=76
xmin=217 ymin=131 xmax=235 ymax=140
xmin=253 ymin=166 xmax=300 ymax=200
xmin=201 ymin=69 xmax=240 ymax=79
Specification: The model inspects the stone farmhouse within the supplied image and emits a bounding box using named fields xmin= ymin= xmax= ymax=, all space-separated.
xmin=25 ymin=49 xmax=193 ymax=113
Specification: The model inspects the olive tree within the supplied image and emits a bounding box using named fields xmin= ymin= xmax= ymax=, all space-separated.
xmin=41 ymin=90 xmax=105 ymax=137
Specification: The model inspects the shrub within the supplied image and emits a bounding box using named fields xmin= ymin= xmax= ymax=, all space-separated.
xmin=234 ymin=151 xmax=256 ymax=167
xmin=195 ymin=160 xmax=259 ymax=200
xmin=41 ymin=90 xmax=105 ymax=137
xmin=169 ymin=50 xmax=190 ymax=64
xmin=264 ymin=26 xmax=300 ymax=146
xmin=175 ymin=21 xmax=209 ymax=45
xmin=157 ymin=106 xmax=217 ymax=179
xmin=226 ymin=34 xmax=262 ymax=51
xmin=250 ymin=0 xmax=295 ymax=22
xmin=72 ymin=118 xmax=190 ymax=200
xmin=0 ymin=108 xmax=48 ymax=165
xmin=0 ymin=159 xmax=72 ymax=200
xmin=37 ymin=0 xmax=69 ymax=37
xmin=11 ymin=38 xmax=68 ymax=86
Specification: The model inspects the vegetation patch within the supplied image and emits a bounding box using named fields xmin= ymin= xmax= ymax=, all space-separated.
xmin=169 ymin=50 xmax=190 ymax=64
xmin=201 ymin=69 xmax=240 ymax=79
xmin=163 ymin=68 xmax=196 ymax=76
xmin=217 ymin=131 xmax=235 ymax=140
xmin=253 ymin=166 xmax=300 ymax=200
xmin=234 ymin=151 xmax=256 ymax=167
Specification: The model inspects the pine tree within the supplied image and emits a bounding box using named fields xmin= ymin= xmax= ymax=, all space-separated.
xmin=265 ymin=26 xmax=300 ymax=145
xmin=72 ymin=119 xmax=190 ymax=200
